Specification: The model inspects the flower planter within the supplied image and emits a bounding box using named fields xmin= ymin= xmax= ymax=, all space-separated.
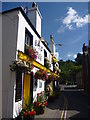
xmin=34 ymin=100 xmax=47 ymax=115
xmin=34 ymin=105 xmax=45 ymax=115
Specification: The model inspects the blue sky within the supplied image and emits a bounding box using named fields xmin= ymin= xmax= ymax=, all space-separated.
xmin=2 ymin=2 xmax=88 ymax=61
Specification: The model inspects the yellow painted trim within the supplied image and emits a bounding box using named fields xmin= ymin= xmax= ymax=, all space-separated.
xmin=18 ymin=51 xmax=60 ymax=78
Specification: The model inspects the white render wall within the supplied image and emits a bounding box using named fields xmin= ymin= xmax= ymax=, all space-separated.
xmin=17 ymin=10 xmax=53 ymax=68
xmin=2 ymin=10 xmax=19 ymax=118
xmin=17 ymin=10 xmax=54 ymax=101
xmin=0 ymin=11 xmax=2 ymax=119
xmin=2 ymin=8 xmax=55 ymax=118
xmin=16 ymin=9 xmax=53 ymax=114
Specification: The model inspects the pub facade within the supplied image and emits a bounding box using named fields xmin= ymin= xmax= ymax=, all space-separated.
xmin=2 ymin=3 xmax=60 ymax=118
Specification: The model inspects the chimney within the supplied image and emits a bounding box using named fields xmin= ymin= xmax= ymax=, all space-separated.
xmin=28 ymin=2 xmax=42 ymax=36
xmin=49 ymin=35 xmax=55 ymax=54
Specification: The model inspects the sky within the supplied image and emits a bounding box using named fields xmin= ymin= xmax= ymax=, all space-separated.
xmin=2 ymin=2 xmax=89 ymax=61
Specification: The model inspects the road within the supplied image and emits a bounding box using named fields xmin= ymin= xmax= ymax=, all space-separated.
xmin=60 ymin=85 xmax=88 ymax=120
xmin=35 ymin=85 xmax=89 ymax=119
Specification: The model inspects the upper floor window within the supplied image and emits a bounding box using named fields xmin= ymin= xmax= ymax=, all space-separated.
xmin=25 ymin=28 xmax=33 ymax=53
xmin=25 ymin=34 xmax=30 ymax=46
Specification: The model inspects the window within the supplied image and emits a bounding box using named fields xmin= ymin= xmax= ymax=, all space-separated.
xmin=44 ymin=50 xmax=47 ymax=67
xmin=25 ymin=34 xmax=30 ymax=45
xmin=39 ymin=81 xmax=42 ymax=88
xmin=15 ymin=70 xmax=22 ymax=102
xmin=44 ymin=50 xmax=47 ymax=58
xmin=33 ymin=75 xmax=37 ymax=91
xmin=25 ymin=28 xmax=33 ymax=53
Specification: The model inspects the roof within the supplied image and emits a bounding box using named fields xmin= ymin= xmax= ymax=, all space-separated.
xmin=2 ymin=7 xmax=51 ymax=53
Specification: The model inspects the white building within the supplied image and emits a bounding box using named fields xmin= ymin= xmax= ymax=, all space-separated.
xmin=1 ymin=2 xmax=60 ymax=119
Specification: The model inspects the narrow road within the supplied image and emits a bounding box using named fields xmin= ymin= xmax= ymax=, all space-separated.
xmin=35 ymin=85 xmax=88 ymax=119
xmin=60 ymin=85 xmax=88 ymax=119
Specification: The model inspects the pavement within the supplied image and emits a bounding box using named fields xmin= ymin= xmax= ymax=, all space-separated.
xmin=35 ymin=92 xmax=64 ymax=119
xmin=34 ymin=85 xmax=89 ymax=120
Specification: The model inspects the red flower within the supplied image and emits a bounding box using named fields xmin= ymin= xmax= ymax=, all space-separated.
xmin=34 ymin=111 xmax=36 ymax=115
xmin=34 ymin=102 xmax=37 ymax=106
xmin=24 ymin=112 xmax=27 ymax=117
xmin=36 ymin=102 xmax=40 ymax=106
xmin=45 ymin=102 xmax=47 ymax=106
xmin=31 ymin=64 xmax=34 ymax=69
xmin=28 ymin=111 xmax=32 ymax=116
xmin=37 ymin=93 xmax=39 ymax=96
xmin=28 ymin=111 xmax=34 ymax=116
xmin=44 ymin=100 xmax=46 ymax=102
xmin=31 ymin=111 xmax=34 ymax=115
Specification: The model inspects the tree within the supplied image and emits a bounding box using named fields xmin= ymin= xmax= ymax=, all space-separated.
xmin=75 ymin=53 xmax=83 ymax=65
xmin=59 ymin=58 xmax=82 ymax=85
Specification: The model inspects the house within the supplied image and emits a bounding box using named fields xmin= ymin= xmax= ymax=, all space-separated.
xmin=1 ymin=2 xmax=60 ymax=119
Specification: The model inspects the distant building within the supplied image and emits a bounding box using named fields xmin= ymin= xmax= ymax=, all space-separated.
xmin=76 ymin=70 xmax=84 ymax=89
xmin=82 ymin=41 xmax=90 ymax=93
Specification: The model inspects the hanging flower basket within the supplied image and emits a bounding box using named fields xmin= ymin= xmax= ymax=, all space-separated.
xmin=48 ymin=74 xmax=54 ymax=81
xmin=35 ymin=69 xmax=48 ymax=80
xmin=44 ymin=57 xmax=51 ymax=69
xmin=9 ymin=60 xmax=34 ymax=73
xmin=25 ymin=45 xmax=37 ymax=60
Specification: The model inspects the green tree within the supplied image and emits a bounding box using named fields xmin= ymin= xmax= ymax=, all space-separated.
xmin=59 ymin=56 xmax=82 ymax=85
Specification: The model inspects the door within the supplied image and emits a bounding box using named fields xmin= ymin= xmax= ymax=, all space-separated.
xmin=23 ymin=74 xmax=31 ymax=107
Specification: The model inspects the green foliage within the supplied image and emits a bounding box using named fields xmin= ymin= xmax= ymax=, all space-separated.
xmin=22 ymin=95 xmax=34 ymax=112
xmin=59 ymin=59 xmax=82 ymax=84
xmin=75 ymin=53 xmax=83 ymax=65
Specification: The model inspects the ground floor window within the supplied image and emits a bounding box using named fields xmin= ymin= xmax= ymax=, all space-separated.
xmin=15 ymin=69 xmax=22 ymax=102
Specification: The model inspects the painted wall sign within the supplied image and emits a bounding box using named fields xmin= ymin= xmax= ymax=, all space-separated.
xmin=18 ymin=51 xmax=29 ymax=61
xmin=35 ymin=40 xmax=43 ymax=61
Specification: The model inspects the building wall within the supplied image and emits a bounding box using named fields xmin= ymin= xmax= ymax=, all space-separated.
xmin=36 ymin=9 xmax=41 ymax=36
xmin=17 ymin=10 xmax=53 ymax=69
xmin=15 ymin=10 xmax=53 ymax=116
xmin=82 ymin=45 xmax=89 ymax=92
xmin=76 ymin=70 xmax=84 ymax=89
xmin=28 ymin=9 xmax=36 ymax=30
xmin=0 ymin=10 xmax=2 ymax=120
xmin=2 ymin=7 xmax=59 ymax=118
xmin=2 ymin=10 xmax=19 ymax=118
xmin=28 ymin=7 xmax=41 ymax=36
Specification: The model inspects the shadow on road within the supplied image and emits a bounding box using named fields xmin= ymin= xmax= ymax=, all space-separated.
xmin=47 ymin=93 xmax=64 ymax=110
xmin=61 ymin=89 xmax=88 ymax=119
xmin=46 ymin=87 xmax=88 ymax=119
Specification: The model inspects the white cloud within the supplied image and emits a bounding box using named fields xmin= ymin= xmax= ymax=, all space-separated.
xmin=73 ymin=54 xmax=77 ymax=59
xmin=57 ymin=25 xmax=66 ymax=33
xmin=67 ymin=53 xmax=72 ymax=57
xmin=67 ymin=53 xmax=78 ymax=59
xmin=80 ymin=51 xmax=83 ymax=54
xmin=57 ymin=7 xmax=89 ymax=33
